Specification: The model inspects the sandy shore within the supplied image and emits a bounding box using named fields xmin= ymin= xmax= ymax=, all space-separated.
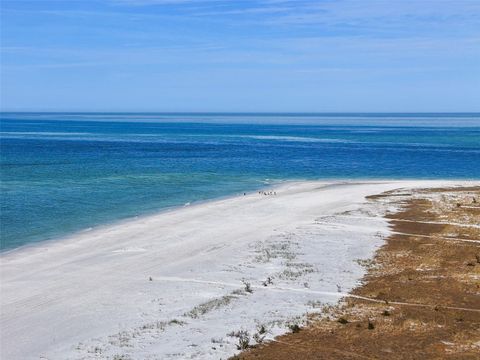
xmin=0 ymin=180 xmax=476 ymax=359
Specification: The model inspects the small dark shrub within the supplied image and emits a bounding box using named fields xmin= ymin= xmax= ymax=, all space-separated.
xmin=288 ymin=324 xmax=301 ymax=333
xmin=242 ymin=280 xmax=253 ymax=293
xmin=236 ymin=331 xmax=250 ymax=350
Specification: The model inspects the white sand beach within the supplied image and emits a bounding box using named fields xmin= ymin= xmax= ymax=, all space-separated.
xmin=0 ymin=180 xmax=476 ymax=360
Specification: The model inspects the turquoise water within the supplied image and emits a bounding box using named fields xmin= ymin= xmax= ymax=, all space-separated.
xmin=1 ymin=113 xmax=479 ymax=251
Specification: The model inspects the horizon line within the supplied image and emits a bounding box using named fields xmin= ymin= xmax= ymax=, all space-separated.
xmin=1 ymin=111 xmax=479 ymax=116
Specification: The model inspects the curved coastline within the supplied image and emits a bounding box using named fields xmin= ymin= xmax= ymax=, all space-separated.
xmin=2 ymin=178 xmax=475 ymax=257
xmin=1 ymin=180 xmax=478 ymax=359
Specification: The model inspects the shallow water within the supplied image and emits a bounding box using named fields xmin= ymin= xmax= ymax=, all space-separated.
xmin=1 ymin=112 xmax=479 ymax=250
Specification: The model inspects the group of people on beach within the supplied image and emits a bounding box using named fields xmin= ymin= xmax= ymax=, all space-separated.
xmin=242 ymin=190 xmax=277 ymax=196
xmin=258 ymin=191 xmax=276 ymax=196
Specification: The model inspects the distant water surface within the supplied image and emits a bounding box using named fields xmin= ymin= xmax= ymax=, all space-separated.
xmin=1 ymin=113 xmax=479 ymax=250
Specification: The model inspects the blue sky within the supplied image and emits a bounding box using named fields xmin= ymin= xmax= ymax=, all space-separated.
xmin=1 ymin=0 xmax=479 ymax=112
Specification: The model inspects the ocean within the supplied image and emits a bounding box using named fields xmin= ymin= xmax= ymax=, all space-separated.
xmin=1 ymin=112 xmax=479 ymax=251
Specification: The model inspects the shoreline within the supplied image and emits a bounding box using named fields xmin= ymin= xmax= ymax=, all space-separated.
xmin=2 ymin=178 xmax=473 ymax=257
xmin=1 ymin=179 xmax=293 ymax=256
xmin=1 ymin=180 xmax=478 ymax=359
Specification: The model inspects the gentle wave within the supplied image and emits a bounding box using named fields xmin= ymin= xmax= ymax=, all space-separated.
xmin=2 ymin=132 xmax=479 ymax=152
xmin=0 ymin=131 xmax=92 ymax=136
xmin=239 ymin=135 xmax=352 ymax=143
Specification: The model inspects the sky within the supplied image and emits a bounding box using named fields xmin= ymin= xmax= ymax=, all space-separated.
xmin=0 ymin=0 xmax=479 ymax=112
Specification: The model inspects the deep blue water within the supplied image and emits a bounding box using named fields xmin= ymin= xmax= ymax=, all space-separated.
xmin=1 ymin=113 xmax=479 ymax=251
